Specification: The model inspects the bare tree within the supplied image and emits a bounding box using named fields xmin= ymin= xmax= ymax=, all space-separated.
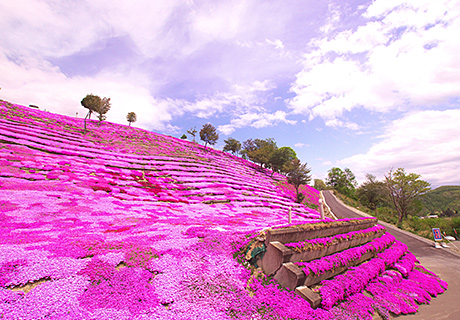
xmin=187 ymin=127 xmax=197 ymax=143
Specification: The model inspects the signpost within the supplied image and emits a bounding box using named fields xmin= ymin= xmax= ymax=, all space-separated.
xmin=432 ymin=228 xmax=450 ymax=248
xmin=432 ymin=228 xmax=443 ymax=248
xmin=432 ymin=228 xmax=442 ymax=241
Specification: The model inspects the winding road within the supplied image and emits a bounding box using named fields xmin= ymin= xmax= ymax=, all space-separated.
xmin=322 ymin=190 xmax=460 ymax=320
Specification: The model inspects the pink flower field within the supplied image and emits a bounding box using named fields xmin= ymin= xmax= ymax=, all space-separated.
xmin=0 ymin=100 xmax=447 ymax=319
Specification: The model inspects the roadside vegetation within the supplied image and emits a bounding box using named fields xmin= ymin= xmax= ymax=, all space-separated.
xmin=320 ymin=167 xmax=460 ymax=241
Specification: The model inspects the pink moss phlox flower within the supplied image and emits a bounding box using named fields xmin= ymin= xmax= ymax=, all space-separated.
xmin=319 ymin=258 xmax=385 ymax=309
xmin=285 ymin=225 xmax=385 ymax=252
xmin=376 ymin=240 xmax=408 ymax=267
xmin=78 ymin=258 xmax=159 ymax=313
xmin=394 ymin=251 xmax=418 ymax=277
xmin=296 ymin=233 xmax=395 ymax=276
xmin=331 ymin=293 xmax=375 ymax=320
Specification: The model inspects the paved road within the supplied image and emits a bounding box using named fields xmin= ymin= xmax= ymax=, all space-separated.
xmin=322 ymin=190 xmax=460 ymax=320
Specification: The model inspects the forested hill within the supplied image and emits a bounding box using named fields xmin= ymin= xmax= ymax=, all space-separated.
xmin=420 ymin=186 xmax=460 ymax=216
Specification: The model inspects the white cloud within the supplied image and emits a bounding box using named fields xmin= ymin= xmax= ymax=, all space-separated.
xmin=265 ymin=39 xmax=284 ymax=49
xmin=339 ymin=109 xmax=460 ymax=186
xmin=0 ymin=0 xmax=186 ymax=59
xmin=181 ymin=80 xmax=274 ymax=118
xmin=0 ymin=0 xmax=306 ymax=135
xmin=0 ymin=52 xmax=176 ymax=132
xmin=319 ymin=3 xmax=342 ymax=34
xmin=289 ymin=0 xmax=460 ymax=125
xmin=218 ymin=110 xmax=296 ymax=135
xmin=294 ymin=142 xmax=310 ymax=148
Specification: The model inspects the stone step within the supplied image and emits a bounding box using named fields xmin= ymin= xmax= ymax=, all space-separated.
xmin=260 ymin=229 xmax=385 ymax=276
xmin=295 ymin=286 xmax=321 ymax=309
xmin=273 ymin=251 xmax=376 ymax=291
xmin=265 ymin=218 xmax=377 ymax=244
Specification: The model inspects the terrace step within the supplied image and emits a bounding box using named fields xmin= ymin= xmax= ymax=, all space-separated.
xmin=261 ymin=220 xmax=382 ymax=276
xmin=256 ymin=218 xmax=393 ymax=309
xmin=295 ymin=286 xmax=321 ymax=309
xmin=273 ymin=262 xmax=305 ymax=290
xmin=274 ymin=251 xmax=376 ymax=291
xmin=265 ymin=218 xmax=377 ymax=244
xmin=260 ymin=241 xmax=294 ymax=276
xmin=287 ymin=230 xmax=384 ymax=263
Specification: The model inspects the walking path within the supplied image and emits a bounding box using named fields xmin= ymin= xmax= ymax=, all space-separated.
xmin=322 ymin=190 xmax=460 ymax=320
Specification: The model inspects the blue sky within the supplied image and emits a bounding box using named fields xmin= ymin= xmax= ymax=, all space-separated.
xmin=1 ymin=0 xmax=460 ymax=187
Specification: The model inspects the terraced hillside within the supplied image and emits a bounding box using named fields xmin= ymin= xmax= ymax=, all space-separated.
xmin=0 ymin=100 xmax=447 ymax=319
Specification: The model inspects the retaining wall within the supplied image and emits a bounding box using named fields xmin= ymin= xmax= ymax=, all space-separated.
xmin=255 ymin=217 xmax=389 ymax=308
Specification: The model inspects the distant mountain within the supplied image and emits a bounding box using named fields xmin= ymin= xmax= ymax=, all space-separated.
xmin=419 ymin=186 xmax=460 ymax=216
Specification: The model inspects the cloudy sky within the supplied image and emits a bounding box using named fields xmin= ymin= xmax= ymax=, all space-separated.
xmin=1 ymin=0 xmax=460 ymax=187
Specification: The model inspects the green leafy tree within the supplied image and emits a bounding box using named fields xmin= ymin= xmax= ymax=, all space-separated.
xmin=285 ymin=159 xmax=312 ymax=203
xmin=180 ymin=134 xmax=187 ymax=140
xmin=269 ymin=146 xmax=297 ymax=175
xmin=81 ymin=94 xmax=101 ymax=132
xmin=126 ymin=112 xmax=137 ymax=126
xmin=223 ymin=137 xmax=242 ymax=155
xmin=241 ymin=139 xmax=256 ymax=159
xmin=357 ymin=174 xmax=386 ymax=210
xmin=187 ymin=127 xmax=197 ymax=143
xmin=245 ymin=138 xmax=277 ymax=168
xmin=314 ymin=179 xmax=327 ymax=191
xmin=385 ymin=168 xmax=431 ymax=224
xmin=95 ymin=97 xmax=111 ymax=125
xmin=200 ymin=123 xmax=219 ymax=147
xmin=326 ymin=167 xmax=357 ymax=199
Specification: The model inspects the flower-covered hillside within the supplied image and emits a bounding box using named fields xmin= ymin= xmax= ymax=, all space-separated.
xmin=0 ymin=100 xmax=322 ymax=319
xmin=0 ymin=100 xmax=320 ymax=225
xmin=0 ymin=100 xmax=447 ymax=319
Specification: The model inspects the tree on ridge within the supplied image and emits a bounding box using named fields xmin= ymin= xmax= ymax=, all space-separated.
xmin=95 ymin=97 xmax=111 ymax=125
xmin=81 ymin=94 xmax=101 ymax=132
xmin=357 ymin=174 xmax=385 ymax=210
xmin=285 ymin=159 xmax=312 ymax=203
xmin=243 ymin=138 xmax=277 ymax=169
xmin=314 ymin=179 xmax=327 ymax=191
xmin=187 ymin=127 xmax=197 ymax=143
xmin=223 ymin=137 xmax=242 ymax=155
xmin=199 ymin=123 xmax=219 ymax=147
xmin=326 ymin=167 xmax=357 ymax=199
xmin=270 ymin=146 xmax=297 ymax=175
xmin=126 ymin=112 xmax=137 ymax=127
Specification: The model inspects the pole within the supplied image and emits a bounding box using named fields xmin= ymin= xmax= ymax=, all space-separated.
xmin=319 ymin=199 xmax=324 ymax=219
xmin=288 ymin=207 xmax=292 ymax=224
